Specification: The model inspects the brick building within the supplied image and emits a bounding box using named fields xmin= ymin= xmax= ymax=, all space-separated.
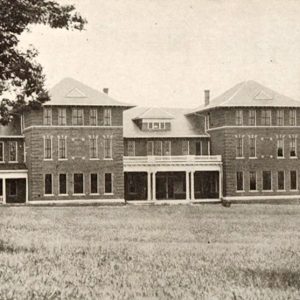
xmin=1 ymin=79 xmax=300 ymax=204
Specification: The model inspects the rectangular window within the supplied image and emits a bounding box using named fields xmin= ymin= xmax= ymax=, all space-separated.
xmin=8 ymin=180 xmax=17 ymax=196
xmin=89 ymin=136 xmax=98 ymax=159
xmin=165 ymin=122 xmax=171 ymax=130
xmin=44 ymin=137 xmax=52 ymax=159
xmin=160 ymin=122 xmax=165 ymax=130
xmin=43 ymin=107 xmax=52 ymax=125
xmin=290 ymin=136 xmax=297 ymax=157
xmin=276 ymin=110 xmax=284 ymax=126
xmin=127 ymin=141 xmax=135 ymax=156
xmin=263 ymin=171 xmax=272 ymax=191
xmin=0 ymin=142 xmax=4 ymax=162
xmin=73 ymin=173 xmax=84 ymax=194
xmin=153 ymin=122 xmax=160 ymax=130
xmin=90 ymin=173 xmax=98 ymax=194
xmin=104 ymin=108 xmax=112 ymax=126
xmin=8 ymin=141 xmax=17 ymax=162
xmin=148 ymin=123 xmax=153 ymax=130
xmin=248 ymin=110 xmax=256 ymax=126
xmin=249 ymin=136 xmax=256 ymax=158
xmin=104 ymin=136 xmax=112 ymax=159
xmin=249 ymin=171 xmax=256 ymax=191
xmin=163 ymin=141 xmax=171 ymax=156
xmin=58 ymin=108 xmax=66 ymax=125
xmin=104 ymin=173 xmax=113 ymax=194
xmin=58 ymin=137 xmax=67 ymax=159
xmin=72 ymin=108 xmax=84 ymax=125
xmin=289 ymin=109 xmax=296 ymax=126
xmin=236 ymin=172 xmax=244 ymax=191
xmin=277 ymin=171 xmax=285 ymax=191
xmin=236 ymin=137 xmax=243 ymax=158
xmin=147 ymin=141 xmax=154 ymax=155
xmin=182 ymin=140 xmax=189 ymax=155
xmin=261 ymin=110 xmax=271 ymax=126
xmin=277 ymin=136 xmax=284 ymax=158
xmin=59 ymin=174 xmax=67 ymax=195
xmin=290 ymin=170 xmax=297 ymax=190
xmin=44 ymin=174 xmax=53 ymax=195
xmin=89 ymin=108 xmax=97 ymax=126
xmin=154 ymin=141 xmax=162 ymax=155
xmin=235 ymin=110 xmax=243 ymax=125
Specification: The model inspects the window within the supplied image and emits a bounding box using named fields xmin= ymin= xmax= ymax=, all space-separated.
xmin=8 ymin=141 xmax=17 ymax=162
xmin=236 ymin=136 xmax=243 ymax=158
xmin=72 ymin=108 xmax=84 ymax=125
xmin=235 ymin=110 xmax=243 ymax=125
xmin=249 ymin=171 xmax=256 ymax=191
xmin=249 ymin=136 xmax=256 ymax=158
xmin=58 ymin=108 xmax=66 ymax=125
xmin=73 ymin=174 xmax=84 ymax=194
xmin=154 ymin=141 xmax=162 ymax=155
xmin=104 ymin=136 xmax=112 ymax=159
xmin=262 ymin=171 xmax=272 ymax=191
xmin=182 ymin=140 xmax=189 ymax=155
xmin=89 ymin=108 xmax=97 ymax=126
xmin=261 ymin=109 xmax=271 ymax=126
xmin=160 ymin=122 xmax=165 ymax=130
xmin=248 ymin=110 xmax=256 ymax=126
xmin=44 ymin=174 xmax=53 ymax=195
xmin=90 ymin=173 xmax=98 ymax=194
xmin=0 ymin=142 xmax=3 ymax=162
xmin=290 ymin=136 xmax=297 ymax=157
xmin=148 ymin=123 xmax=153 ymax=130
xmin=289 ymin=109 xmax=296 ymax=126
xmin=43 ymin=107 xmax=52 ymax=125
xmin=165 ymin=122 xmax=171 ymax=130
xmin=8 ymin=180 xmax=17 ymax=196
xmin=44 ymin=136 xmax=52 ymax=159
xmin=104 ymin=108 xmax=112 ymax=126
xmin=59 ymin=174 xmax=67 ymax=195
xmin=290 ymin=171 xmax=297 ymax=190
xmin=89 ymin=136 xmax=98 ymax=159
xmin=276 ymin=110 xmax=284 ymax=126
xmin=104 ymin=173 xmax=113 ymax=194
xmin=127 ymin=141 xmax=135 ymax=156
xmin=277 ymin=136 xmax=284 ymax=158
xmin=58 ymin=137 xmax=67 ymax=160
xmin=147 ymin=141 xmax=154 ymax=155
xmin=163 ymin=141 xmax=171 ymax=156
xmin=153 ymin=122 xmax=160 ymax=130
xmin=277 ymin=171 xmax=285 ymax=191
xmin=236 ymin=172 xmax=244 ymax=191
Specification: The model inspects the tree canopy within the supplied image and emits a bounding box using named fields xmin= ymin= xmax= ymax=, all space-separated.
xmin=0 ymin=0 xmax=86 ymax=124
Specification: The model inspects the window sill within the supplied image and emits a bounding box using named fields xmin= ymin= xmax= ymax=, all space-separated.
xmin=90 ymin=193 xmax=100 ymax=195
xmin=104 ymin=193 xmax=114 ymax=196
xmin=277 ymin=190 xmax=286 ymax=192
xmin=44 ymin=159 xmax=53 ymax=161
xmin=236 ymin=157 xmax=245 ymax=159
xmin=58 ymin=158 xmax=68 ymax=161
xmin=58 ymin=194 xmax=69 ymax=196
xmin=277 ymin=157 xmax=285 ymax=159
xmin=249 ymin=190 xmax=258 ymax=192
xmin=236 ymin=190 xmax=245 ymax=193
xmin=262 ymin=190 xmax=273 ymax=192
xmin=73 ymin=193 xmax=85 ymax=196
xmin=44 ymin=194 xmax=54 ymax=197
xmin=249 ymin=157 xmax=257 ymax=159
xmin=104 ymin=158 xmax=113 ymax=161
xmin=8 ymin=161 xmax=18 ymax=163
xmin=90 ymin=158 xmax=100 ymax=161
xmin=290 ymin=157 xmax=298 ymax=159
xmin=290 ymin=189 xmax=299 ymax=191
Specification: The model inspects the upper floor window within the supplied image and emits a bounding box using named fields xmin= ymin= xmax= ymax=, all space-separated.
xmin=236 ymin=171 xmax=244 ymax=191
xmin=249 ymin=136 xmax=256 ymax=158
xmin=89 ymin=108 xmax=97 ymax=126
xmin=0 ymin=142 xmax=4 ymax=162
xmin=277 ymin=136 xmax=284 ymax=158
xmin=8 ymin=141 xmax=17 ymax=162
xmin=248 ymin=110 xmax=256 ymax=126
xmin=154 ymin=141 xmax=162 ymax=156
xmin=104 ymin=136 xmax=112 ymax=159
xmin=236 ymin=136 xmax=243 ymax=158
xmin=89 ymin=136 xmax=98 ymax=159
xmin=235 ymin=110 xmax=243 ymax=126
xmin=290 ymin=135 xmax=297 ymax=157
xmin=44 ymin=136 xmax=52 ymax=160
xmin=58 ymin=136 xmax=67 ymax=160
xmin=147 ymin=141 xmax=154 ymax=155
xmin=182 ymin=140 xmax=189 ymax=155
xmin=104 ymin=108 xmax=112 ymax=126
xmin=72 ymin=108 xmax=84 ymax=125
xmin=127 ymin=141 xmax=135 ymax=156
xmin=43 ymin=107 xmax=52 ymax=125
xmin=163 ymin=141 xmax=171 ymax=156
xmin=276 ymin=110 xmax=284 ymax=126
xmin=261 ymin=109 xmax=271 ymax=126
xmin=58 ymin=108 xmax=66 ymax=126
xmin=289 ymin=109 xmax=296 ymax=126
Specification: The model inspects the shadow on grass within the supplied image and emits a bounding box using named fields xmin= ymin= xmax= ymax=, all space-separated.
xmin=0 ymin=239 xmax=35 ymax=254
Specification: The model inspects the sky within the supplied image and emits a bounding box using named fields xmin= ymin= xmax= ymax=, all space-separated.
xmin=20 ymin=0 xmax=300 ymax=108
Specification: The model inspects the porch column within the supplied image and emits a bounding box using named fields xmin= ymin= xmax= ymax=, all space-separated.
xmin=208 ymin=140 xmax=211 ymax=155
xmin=219 ymin=167 xmax=223 ymax=200
xmin=147 ymin=172 xmax=151 ymax=201
xmin=186 ymin=171 xmax=190 ymax=200
xmin=191 ymin=171 xmax=195 ymax=200
xmin=152 ymin=172 xmax=156 ymax=201
xmin=2 ymin=178 xmax=6 ymax=204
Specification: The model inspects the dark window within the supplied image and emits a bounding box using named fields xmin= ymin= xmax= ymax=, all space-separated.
xmin=277 ymin=137 xmax=284 ymax=157
xmin=248 ymin=110 xmax=256 ymax=126
xmin=163 ymin=141 xmax=171 ymax=156
xmin=277 ymin=171 xmax=285 ymax=190
xmin=104 ymin=108 xmax=111 ymax=126
xmin=236 ymin=172 xmax=243 ymax=191
xmin=0 ymin=179 xmax=2 ymax=196
xmin=290 ymin=171 xmax=297 ymax=190
xmin=45 ymin=174 xmax=52 ymax=195
xmin=261 ymin=110 xmax=271 ymax=126
xmin=58 ymin=108 xmax=66 ymax=125
xmin=104 ymin=137 xmax=112 ymax=159
xmin=8 ymin=180 xmax=17 ymax=196
xmin=9 ymin=141 xmax=17 ymax=162
xmin=105 ymin=173 xmax=112 ymax=194
xmin=236 ymin=137 xmax=243 ymax=157
xmin=72 ymin=108 xmax=84 ymax=125
xmin=290 ymin=136 xmax=297 ymax=157
xmin=44 ymin=137 xmax=52 ymax=159
xmin=235 ymin=110 xmax=243 ymax=125
xmin=74 ymin=174 xmax=84 ymax=194
xmin=249 ymin=137 xmax=256 ymax=157
xmin=0 ymin=142 xmax=4 ymax=162
xmin=43 ymin=108 xmax=52 ymax=125
xmin=154 ymin=141 xmax=162 ymax=155
xmin=263 ymin=171 xmax=272 ymax=190
xmin=127 ymin=141 xmax=135 ymax=156
xmin=89 ymin=137 xmax=98 ymax=159
xmin=276 ymin=110 xmax=284 ymax=126
xmin=90 ymin=173 xmax=98 ymax=194
xmin=182 ymin=140 xmax=189 ymax=155
xmin=165 ymin=122 xmax=171 ymax=130
xmin=196 ymin=141 xmax=202 ymax=156
xmin=89 ymin=109 xmax=97 ymax=126
xmin=58 ymin=137 xmax=66 ymax=159
xmin=249 ymin=171 xmax=256 ymax=191
xmin=59 ymin=174 xmax=67 ymax=195
xmin=147 ymin=141 xmax=154 ymax=155
xmin=289 ymin=109 xmax=296 ymax=126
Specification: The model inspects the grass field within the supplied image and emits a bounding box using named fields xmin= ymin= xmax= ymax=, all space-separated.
xmin=0 ymin=204 xmax=299 ymax=299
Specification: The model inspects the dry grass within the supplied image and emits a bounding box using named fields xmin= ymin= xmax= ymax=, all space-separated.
xmin=0 ymin=204 xmax=299 ymax=299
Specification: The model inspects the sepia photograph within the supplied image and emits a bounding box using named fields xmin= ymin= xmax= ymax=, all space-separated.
xmin=0 ymin=0 xmax=300 ymax=299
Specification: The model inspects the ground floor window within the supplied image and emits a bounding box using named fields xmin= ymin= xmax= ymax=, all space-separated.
xmin=44 ymin=174 xmax=53 ymax=195
xmin=74 ymin=173 xmax=84 ymax=194
xmin=90 ymin=173 xmax=98 ymax=194
xmin=263 ymin=171 xmax=272 ymax=191
xmin=249 ymin=171 xmax=256 ymax=191
xmin=290 ymin=171 xmax=297 ymax=190
xmin=277 ymin=171 xmax=285 ymax=191
xmin=105 ymin=173 xmax=112 ymax=194
xmin=236 ymin=171 xmax=243 ymax=191
xmin=59 ymin=174 xmax=67 ymax=195
xmin=8 ymin=180 xmax=17 ymax=196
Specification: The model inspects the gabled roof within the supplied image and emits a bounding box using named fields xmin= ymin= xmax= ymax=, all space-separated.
xmin=47 ymin=78 xmax=134 ymax=107
xmin=188 ymin=80 xmax=300 ymax=114
xmin=133 ymin=107 xmax=175 ymax=120
xmin=124 ymin=106 xmax=208 ymax=138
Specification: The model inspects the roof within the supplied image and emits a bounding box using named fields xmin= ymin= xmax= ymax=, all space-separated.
xmin=188 ymin=80 xmax=300 ymax=114
xmin=47 ymin=78 xmax=134 ymax=107
xmin=124 ymin=107 xmax=208 ymax=138
xmin=133 ymin=107 xmax=175 ymax=120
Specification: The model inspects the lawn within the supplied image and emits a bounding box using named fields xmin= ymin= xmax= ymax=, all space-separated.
xmin=0 ymin=204 xmax=299 ymax=299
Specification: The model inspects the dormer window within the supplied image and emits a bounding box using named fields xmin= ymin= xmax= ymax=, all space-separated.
xmin=142 ymin=121 xmax=171 ymax=131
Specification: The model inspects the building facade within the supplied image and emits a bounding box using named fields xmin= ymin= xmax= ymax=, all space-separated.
xmin=1 ymin=79 xmax=300 ymax=204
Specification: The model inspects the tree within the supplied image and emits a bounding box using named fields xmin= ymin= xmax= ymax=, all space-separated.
xmin=0 ymin=0 xmax=86 ymax=124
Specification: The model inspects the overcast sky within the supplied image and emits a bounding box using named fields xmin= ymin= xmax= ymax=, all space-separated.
xmin=20 ymin=0 xmax=300 ymax=108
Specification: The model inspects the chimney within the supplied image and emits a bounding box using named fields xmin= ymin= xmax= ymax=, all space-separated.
xmin=103 ymin=88 xmax=109 ymax=94
xmin=204 ymin=89 xmax=210 ymax=106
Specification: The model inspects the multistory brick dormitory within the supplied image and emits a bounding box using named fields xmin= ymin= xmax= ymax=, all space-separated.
xmin=1 ymin=78 xmax=300 ymax=204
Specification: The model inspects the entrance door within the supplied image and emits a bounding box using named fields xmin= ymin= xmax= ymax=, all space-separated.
xmin=6 ymin=179 xmax=26 ymax=203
